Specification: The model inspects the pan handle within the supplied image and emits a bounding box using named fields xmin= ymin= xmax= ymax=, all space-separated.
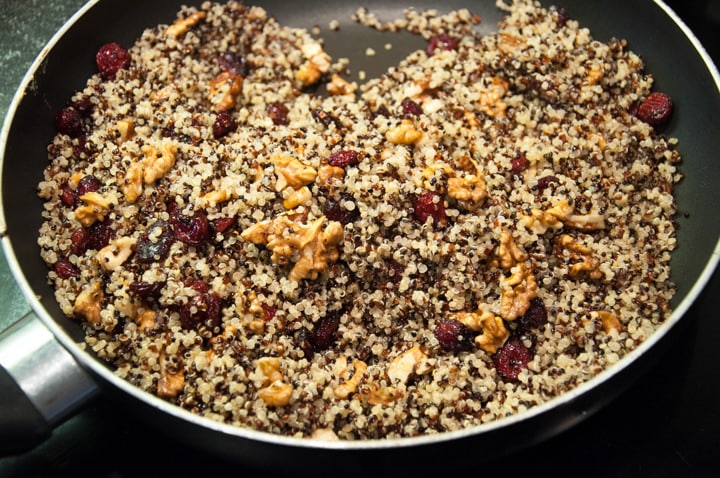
xmin=0 ymin=312 xmax=98 ymax=455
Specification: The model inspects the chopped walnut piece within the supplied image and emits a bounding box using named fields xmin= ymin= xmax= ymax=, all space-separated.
xmin=584 ymin=63 xmax=604 ymax=86
xmin=116 ymin=119 xmax=135 ymax=142
xmin=447 ymin=175 xmax=487 ymax=207
xmin=386 ymin=120 xmax=423 ymax=145
xmin=590 ymin=310 xmax=623 ymax=334
xmin=283 ymin=186 xmax=312 ymax=210
xmin=477 ymin=76 xmax=509 ymax=118
xmin=135 ymin=309 xmax=156 ymax=332
xmin=121 ymin=160 xmax=144 ymax=204
xmin=497 ymin=230 xmax=528 ymax=270
xmin=252 ymin=357 xmax=293 ymax=406
xmin=73 ymin=282 xmax=104 ymax=324
xmin=142 ymin=142 xmax=177 ymax=185
xmin=297 ymin=41 xmax=331 ymax=86
xmin=387 ymin=345 xmax=430 ymax=385
xmin=358 ymin=383 xmax=402 ymax=405
xmin=236 ymin=289 xmax=267 ymax=335
xmin=555 ymin=234 xmax=604 ymax=280
xmin=258 ymin=380 xmax=294 ymax=407
xmin=475 ymin=314 xmax=510 ymax=353
xmin=316 ymin=164 xmax=345 ymax=188
xmin=334 ymin=360 xmax=368 ymax=399
xmin=499 ymin=262 xmax=538 ymax=321
xmin=564 ymin=212 xmax=606 ymax=231
xmin=520 ymin=199 xmax=573 ymax=234
xmin=327 ymin=74 xmax=356 ymax=96
xmin=209 ymin=71 xmax=243 ymax=112
xmin=74 ymin=191 xmax=116 ymax=227
xmin=272 ymin=156 xmax=317 ymax=192
xmin=165 ymin=10 xmax=207 ymax=38
xmin=96 ymin=236 xmax=137 ymax=271
xmin=157 ymin=367 xmax=185 ymax=398
xmin=201 ymin=189 xmax=230 ymax=205
xmin=311 ymin=429 xmax=340 ymax=440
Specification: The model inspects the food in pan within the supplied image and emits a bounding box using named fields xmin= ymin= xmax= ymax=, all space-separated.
xmin=38 ymin=0 xmax=681 ymax=439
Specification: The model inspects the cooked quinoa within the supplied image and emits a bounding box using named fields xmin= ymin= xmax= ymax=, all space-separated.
xmin=38 ymin=0 xmax=681 ymax=440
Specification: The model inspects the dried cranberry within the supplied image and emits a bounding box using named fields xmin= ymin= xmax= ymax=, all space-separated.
xmin=493 ymin=338 xmax=532 ymax=381
xmin=536 ymin=176 xmax=559 ymax=194
xmin=635 ymin=92 xmax=673 ymax=126
xmin=129 ymin=281 xmax=164 ymax=301
xmin=168 ymin=202 xmax=209 ymax=246
xmin=371 ymin=104 xmax=390 ymax=119
xmin=218 ymin=51 xmax=250 ymax=77
xmin=61 ymin=184 xmax=78 ymax=207
xmin=136 ymin=220 xmax=175 ymax=263
xmin=212 ymin=111 xmax=236 ymax=139
xmin=76 ymin=175 xmax=101 ymax=196
xmin=96 ymin=42 xmax=130 ymax=80
xmin=71 ymin=97 xmax=94 ymax=117
xmin=54 ymin=107 xmax=83 ymax=138
xmin=414 ymin=190 xmax=447 ymax=227
xmin=517 ymin=297 xmax=547 ymax=332
xmin=384 ymin=259 xmax=405 ymax=284
xmin=328 ymin=150 xmax=361 ymax=168
xmin=72 ymin=135 xmax=91 ymax=160
xmin=312 ymin=313 xmax=341 ymax=350
xmin=211 ymin=217 xmax=236 ymax=235
xmin=426 ymin=34 xmax=460 ymax=56
xmin=267 ymin=102 xmax=290 ymax=126
xmin=70 ymin=228 xmax=90 ymax=256
xmin=401 ymin=97 xmax=423 ymax=117
xmin=179 ymin=281 xmax=221 ymax=330
xmin=510 ymin=152 xmax=529 ymax=174
xmin=53 ymin=258 xmax=79 ymax=279
xmin=434 ymin=319 xmax=474 ymax=352
xmin=87 ymin=219 xmax=114 ymax=250
xmin=554 ymin=6 xmax=570 ymax=27
xmin=295 ymin=327 xmax=315 ymax=355
xmin=261 ymin=304 xmax=276 ymax=321
xmin=324 ymin=197 xmax=359 ymax=225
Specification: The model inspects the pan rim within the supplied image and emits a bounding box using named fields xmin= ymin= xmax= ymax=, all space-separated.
xmin=1 ymin=0 xmax=719 ymax=452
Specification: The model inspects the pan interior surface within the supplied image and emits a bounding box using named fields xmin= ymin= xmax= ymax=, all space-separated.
xmin=1 ymin=0 xmax=719 ymax=468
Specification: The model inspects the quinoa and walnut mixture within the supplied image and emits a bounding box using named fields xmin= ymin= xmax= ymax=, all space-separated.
xmin=39 ymin=0 xmax=681 ymax=439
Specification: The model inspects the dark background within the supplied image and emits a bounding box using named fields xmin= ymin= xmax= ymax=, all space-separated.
xmin=1 ymin=1 xmax=719 ymax=477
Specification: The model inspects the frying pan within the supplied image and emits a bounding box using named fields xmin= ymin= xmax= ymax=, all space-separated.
xmin=1 ymin=0 xmax=719 ymax=474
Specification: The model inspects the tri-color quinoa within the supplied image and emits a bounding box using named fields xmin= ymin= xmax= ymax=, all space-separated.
xmin=38 ymin=0 xmax=681 ymax=439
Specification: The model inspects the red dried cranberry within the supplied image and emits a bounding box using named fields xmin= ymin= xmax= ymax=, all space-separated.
xmin=267 ymin=102 xmax=290 ymax=126
xmin=179 ymin=280 xmax=221 ymax=330
xmin=87 ymin=219 xmax=114 ymax=250
xmin=211 ymin=217 xmax=236 ymax=235
xmin=324 ymin=197 xmax=359 ymax=225
xmin=311 ymin=312 xmax=341 ymax=350
xmin=212 ymin=111 xmax=237 ymax=139
xmin=70 ymin=228 xmax=90 ymax=256
xmin=72 ymin=135 xmax=91 ymax=160
xmin=414 ymin=190 xmax=447 ymax=227
xmin=168 ymin=202 xmax=209 ymax=246
xmin=71 ymin=97 xmax=94 ymax=117
xmin=510 ymin=152 xmax=529 ymax=174
xmin=76 ymin=175 xmax=101 ymax=196
xmin=129 ymin=281 xmax=164 ymax=301
xmin=53 ymin=258 xmax=80 ymax=279
xmin=261 ymin=304 xmax=276 ymax=321
xmin=635 ymin=92 xmax=673 ymax=126
xmin=493 ymin=338 xmax=532 ymax=381
xmin=401 ymin=97 xmax=423 ymax=117
xmin=518 ymin=297 xmax=547 ymax=332
xmin=434 ymin=319 xmax=474 ymax=352
xmin=54 ymin=107 xmax=83 ymax=138
xmin=536 ymin=175 xmax=559 ymax=194
xmin=96 ymin=42 xmax=130 ymax=80
xmin=136 ymin=220 xmax=175 ymax=264
xmin=218 ymin=51 xmax=250 ymax=77
xmin=61 ymin=184 xmax=78 ymax=208
xmin=328 ymin=150 xmax=361 ymax=168
xmin=426 ymin=34 xmax=460 ymax=56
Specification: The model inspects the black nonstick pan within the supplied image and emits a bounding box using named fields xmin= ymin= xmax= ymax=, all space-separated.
xmin=1 ymin=0 xmax=719 ymax=475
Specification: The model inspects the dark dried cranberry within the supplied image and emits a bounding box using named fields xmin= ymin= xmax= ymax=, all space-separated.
xmin=179 ymin=281 xmax=221 ymax=330
xmin=261 ymin=304 xmax=276 ymax=321
xmin=434 ymin=319 xmax=474 ymax=352
xmin=493 ymin=338 xmax=532 ymax=381
xmin=212 ymin=111 xmax=237 ymax=139
xmin=328 ymin=150 xmax=361 ymax=168
xmin=76 ymin=175 xmax=101 ymax=196
xmin=371 ymin=104 xmax=390 ymax=119
xmin=211 ymin=217 xmax=236 ymax=235
xmin=384 ymin=259 xmax=405 ymax=284
xmin=70 ymin=228 xmax=90 ymax=256
xmin=96 ymin=42 xmax=130 ymax=80
xmin=554 ymin=6 xmax=570 ymax=27
xmin=312 ymin=313 xmax=341 ymax=350
xmin=414 ymin=190 xmax=447 ymax=227
xmin=426 ymin=34 xmax=459 ymax=56
xmin=136 ymin=220 xmax=175 ymax=263
xmin=168 ymin=202 xmax=209 ymax=246
xmin=87 ymin=219 xmax=114 ymax=250
xmin=267 ymin=102 xmax=290 ymax=126
xmin=61 ymin=184 xmax=78 ymax=207
xmin=324 ymin=197 xmax=359 ymax=225
xmin=295 ymin=327 xmax=315 ymax=355
xmin=401 ymin=97 xmax=423 ymax=117
xmin=54 ymin=107 xmax=83 ymax=138
xmin=129 ymin=281 xmax=164 ymax=300
xmin=518 ymin=297 xmax=547 ymax=332
xmin=536 ymin=175 xmax=559 ymax=194
xmin=53 ymin=258 xmax=79 ymax=279
xmin=218 ymin=51 xmax=250 ymax=77
xmin=71 ymin=97 xmax=94 ymax=117
xmin=635 ymin=92 xmax=673 ymax=126
xmin=72 ymin=135 xmax=91 ymax=160
xmin=312 ymin=109 xmax=342 ymax=129
xmin=510 ymin=152 xmax=529 ymax=174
